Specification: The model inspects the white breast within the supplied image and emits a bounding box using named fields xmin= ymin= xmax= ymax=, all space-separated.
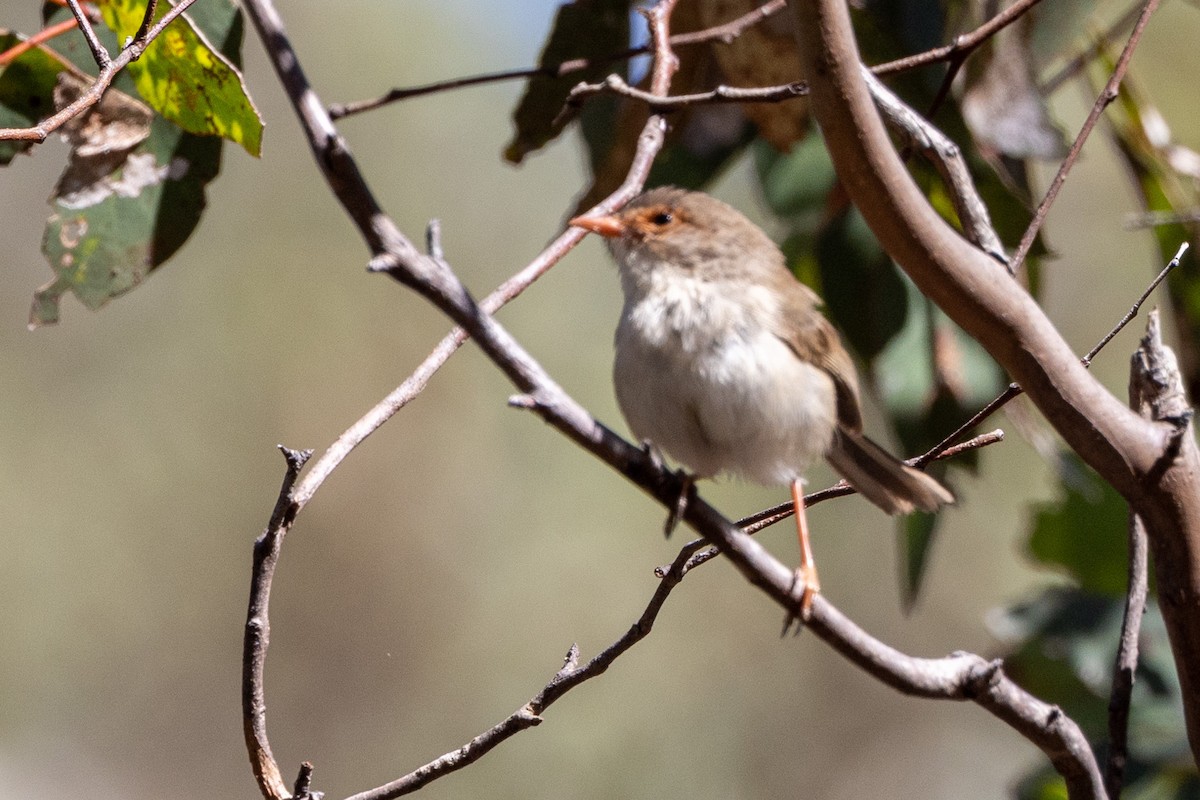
xmin=613 ymin=274 xmax=837 ymax=486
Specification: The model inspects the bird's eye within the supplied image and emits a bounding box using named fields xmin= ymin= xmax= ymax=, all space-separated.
xmin=649 ymin=211 xmax=673 ymax=226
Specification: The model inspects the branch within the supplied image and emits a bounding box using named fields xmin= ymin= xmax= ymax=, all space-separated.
xmin=918 ymin=243 xmax=1185 ymax=469
xmin=670 ymin=429 xmax=1005 ymax=575
xmin=1011 ymin=0 xmax=1163 ymax=271
xmin=243 ymin=447 xmax=312 ymax=800
xmin=328 ymin=0 xmax=786 ymax=119
xmin=871 ymin=0 xmax=1047 ymax=77
xmin=0 ymin=0 xmax=201 ymax=143
xmin=562 ymin=73 xmax=808 ymax=114
xmin=64 ymin=0 xmax=110 ymax=68
xmin=240 ymin=0 xmax=684 ymax=797
xmin=788 ymin=0 xmax=1200 ymax=771
xmin=342 ymin=544 xmax=696 ymax=800
xmin=1105 ymin=513 xmax=1148 ymax=799
xmin=862 ymin=66 xmax=1008 ymax=266
xmin=242 ymin=0 xmax=1120 ymax=798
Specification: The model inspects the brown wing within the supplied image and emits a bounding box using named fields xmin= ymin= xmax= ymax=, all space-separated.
xmin=768 ymin=276 xmax=865 ymax=433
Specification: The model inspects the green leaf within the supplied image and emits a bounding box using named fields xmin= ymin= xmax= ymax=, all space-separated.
xmin=1027 ymin=454 xmax=1130 ymax=596
xmin=97 ymin=0 xmax=262 ymax=156
xmin=0 ymin=32 xmax=71 ymax=163
xmin=754 ymin=126 xmax=836 ymax=223
xmin=1015 ymin=768 xmax=1069 ymax=800
xmin=1001 ymin=587 xmax=1193 ymax=796
xmin=898 ymin=511 xmax=939 ymax=610
xmin=35 ymin=112 xmax=223 ymax=327
xmin=815 ymin=208 xmax=908 ymax=362
xmin=504 ymin=0 xmax=630 ymax=164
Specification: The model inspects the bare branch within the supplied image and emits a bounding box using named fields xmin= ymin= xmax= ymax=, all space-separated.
xmin=1105 ymin=514 xmax=1149 ymax=799
xmin=1011 ymin=0 xmax=1163 ymax=271
xmin=64 ymin=0 xmax=110 ymax=68
xmin=328 ymin=0 xmax=786 ymax=119
xmin=343 ymin=545 xmax=696 ymax=800
xmin=563 ymin=73 xmax=808 ymax=113
xmin=0 ymin=0 xmax=201 ymax=143
xmin=861 ymin=66 xmax=1008 ymax=266
xmin=918 ymin=243 xmax=1185 ymax=467
xmin=872 ymin=0 xmax=1047 ymax=77
xmin=671 ymin=429 xmax=1004 ymax=575
xmin=243 ymin=446 xmax=312 ymax=800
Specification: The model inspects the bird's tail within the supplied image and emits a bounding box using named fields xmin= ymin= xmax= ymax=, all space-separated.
xmin=826 ymin=428 xmax=954 ymax=515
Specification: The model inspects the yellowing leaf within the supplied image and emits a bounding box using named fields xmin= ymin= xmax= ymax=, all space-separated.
xmin=98 ymin=0 xmax=262 ymax=156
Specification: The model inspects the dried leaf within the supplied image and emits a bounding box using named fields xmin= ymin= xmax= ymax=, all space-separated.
xmin=697 ymin=0 xmax=808 ymax=150
xmin=504 ymin=0 xmax=630 ymax=164
xmin=960 ymin=3 xmax=1065 ymax=161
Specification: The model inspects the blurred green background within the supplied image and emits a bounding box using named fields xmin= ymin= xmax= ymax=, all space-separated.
xmin=2 ymin=1 xmax=1198 ymax=798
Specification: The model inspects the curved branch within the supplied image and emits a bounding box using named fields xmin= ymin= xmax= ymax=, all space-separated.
xmin=787 ymin=0 xmax=1164 ymax=509
xmin=789 ymin=0 xmax=1200 ymax=770
xmin=243 ymin=0 xmax=1121 ymax=797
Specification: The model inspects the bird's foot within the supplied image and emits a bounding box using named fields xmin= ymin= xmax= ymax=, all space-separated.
xmin=781 ymin=563 xmax=820 ymax=636
xmin=662 ymin=472 xmax=694 ymax=539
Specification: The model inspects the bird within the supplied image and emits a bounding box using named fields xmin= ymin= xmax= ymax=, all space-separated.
xmin=569 ymin=186 xmax=953 ymax=616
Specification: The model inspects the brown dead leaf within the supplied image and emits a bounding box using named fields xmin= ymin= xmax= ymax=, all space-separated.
xmin=697 ymin=0 xmax=808 ymax=150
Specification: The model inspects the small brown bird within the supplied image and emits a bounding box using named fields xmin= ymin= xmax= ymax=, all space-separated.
xmin=570 ymin=187 xmax=953 ymax=613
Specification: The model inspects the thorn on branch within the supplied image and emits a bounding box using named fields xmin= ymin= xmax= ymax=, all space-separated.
xmin=426 ymin=219 xmax=445 ymax=261
xmin=559 ymin=644 xmax=581 ymax=676
xmin=507 ymin=393 xmax=537 ymax=409
xmin=293 ymin=761 xmax=319 ymax=800
xmin=962 ymin=658 xmax=1003 ymax=699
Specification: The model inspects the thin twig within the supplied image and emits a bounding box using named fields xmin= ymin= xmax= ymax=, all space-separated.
xmin=669 ymin=429 xmax=1004 ymax=575
xmin=343 ymin=543 xmax=695 ymax=800
xmin=872 ymin=0 xmax=1046 ymax=77
xmin=133 ymin=0 xmax=160 ymax=47
xmin=916 ymin=242 xmax=1185 ymax=469
xmin=1011 ymin=0 xmax=1163 ymax=272
xmin=243 ymin=447 xmax=312 ymax=800
xmin=329 ymin=0 xmax=784 ymax=119
xmin=1083 ymin=243 xmax=1187 ymax=367
xmin=64 ymin=0 xmax=110 ymax=68
xmin=562 ymin=73 xmax=807 ymax=114
xmin=1105 ymin=513 xmax=1149 ymax=799
xmin=0 ymin=0 xmax=201 ymax=143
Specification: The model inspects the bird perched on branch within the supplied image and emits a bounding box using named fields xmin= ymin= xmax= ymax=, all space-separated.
xmin=570 ymin=187 xmax=953 ymax=616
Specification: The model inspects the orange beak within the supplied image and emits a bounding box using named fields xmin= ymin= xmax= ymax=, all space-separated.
xmin=569 ymin=213 xmax=626 ymax=238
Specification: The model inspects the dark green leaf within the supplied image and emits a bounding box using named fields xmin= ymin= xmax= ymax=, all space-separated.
xmin=0 ymin=32 xmax=71 ymax=164
xmin=504 ymin=0 xmax=630 ymax=164
xmin=1027 ymin=454 xmax=1130 ymax=596
xmin=815 ymin=208 xmax=907 ymax=362
xmin=753 ymin=130 xmax=835 ymax=224
xmin=898 ymin=510 xmax=938 ymax=610
xmin=35 ymin=113 xmax=223 ymax=326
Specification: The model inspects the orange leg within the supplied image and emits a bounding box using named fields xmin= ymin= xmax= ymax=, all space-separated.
xmin=791 ymin=479 xmax=820 ymax=619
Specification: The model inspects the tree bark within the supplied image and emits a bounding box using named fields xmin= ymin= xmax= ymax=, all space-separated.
xmin=787 ymin=0 xmax=1200 ymax=765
